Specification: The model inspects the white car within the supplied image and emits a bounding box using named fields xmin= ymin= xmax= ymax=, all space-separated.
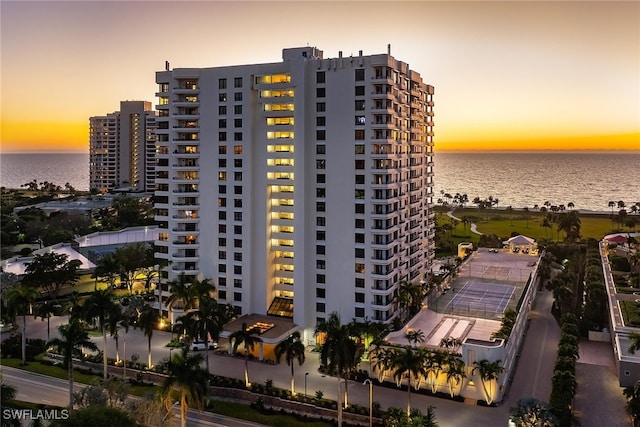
xmin=191 ymin=341 xmax=217 ymax=351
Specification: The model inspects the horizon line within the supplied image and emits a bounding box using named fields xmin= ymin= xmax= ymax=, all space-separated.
xmin=2 ymin=148 xmax=640 ymax=155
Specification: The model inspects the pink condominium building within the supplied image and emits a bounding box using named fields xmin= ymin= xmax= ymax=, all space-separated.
xmin=154 ymin=46 xmax=435 ymax=343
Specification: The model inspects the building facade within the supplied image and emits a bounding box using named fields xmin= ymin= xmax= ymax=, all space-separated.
xmin=89 ymin=101 xmax=157 ymax=192
xmin=154 ymin=46 xmax=435 ymax=342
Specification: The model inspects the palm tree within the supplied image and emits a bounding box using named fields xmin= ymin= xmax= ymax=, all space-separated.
xmin=230 ymin=322 xmax=263 ymax=387
xmin=425 ymin=350 xmax=447 ymax=393
xmin=274 ymin=331 xmax=306 ymax=395
xmin=166 ymin=274 xmax=198 ymax=323
xmin=509 ymin=397 xmax=557 ymax=427
xmin=48 ymin=319 xmax=99 ymax=408
xmin=628 ymin=332 xmax=640 ymax=355
xmin=163 ymin=347 xmax=208 ymax=427
xmin=6 ymin=284 xmax=39 ymax=364
xmin=472 ymin=359 xmax=504 ymax=405
xmin=34 ymin=300 xmax=58 ymax=342
xmin=83 ymin=288 xmax=120 ymax=379
xmin=540 ymin=217 xmax=552 ymax=239
xmin=444 ymin=357 xmax=466 ymax=398
xmin=180 ymin=295 xmax=226 ymax=374
xmin=92 ymin=252 xmax=120 ymax=290
xmin=371 ymin=346 xmax=395 ymax=383
xmin=109 ymin=313 xmax=129 ymax=366
xmin=439 ymin=337 xmax=462 ymax=354
xmin=315 ymin=313 xmax=363 ymax=408
xmin=137 ymin=307 xmax=160 ymax=369
xmin=405 ymin=329 xmax=425 ymax=347
xmin=392 ymin=346 xmax=428 ymax=416
xmin=557 ymin=211 xmax=581 ymax=242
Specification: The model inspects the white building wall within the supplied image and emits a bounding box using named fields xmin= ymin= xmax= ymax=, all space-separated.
xmin=155 ymin=47 xmax=435 ymax=338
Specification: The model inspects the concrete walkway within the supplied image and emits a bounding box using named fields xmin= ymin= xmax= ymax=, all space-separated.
xmin=447 ymin=210 xmax=483 ymax=235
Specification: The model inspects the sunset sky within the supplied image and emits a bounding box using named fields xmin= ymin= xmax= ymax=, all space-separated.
xmin=1 ymin=1 xmax=638 ymax=153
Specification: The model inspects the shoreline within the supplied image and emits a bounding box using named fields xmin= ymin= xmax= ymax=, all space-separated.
xmin=441 ymin=205 xmax=628 ymax=216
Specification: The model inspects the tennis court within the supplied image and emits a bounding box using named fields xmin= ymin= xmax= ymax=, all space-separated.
xmin=446 ymin=280 xmax=516 ymax=314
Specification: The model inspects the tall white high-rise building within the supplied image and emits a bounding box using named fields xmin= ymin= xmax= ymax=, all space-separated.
xmin=154 ymin=46 xmax=435 ymax=342
xmin=89 ymin=101 xmax=157 ymax=192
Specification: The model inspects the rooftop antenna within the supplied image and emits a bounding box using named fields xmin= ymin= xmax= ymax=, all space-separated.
xmin=165 ymin=61 xmax=170 ymax=71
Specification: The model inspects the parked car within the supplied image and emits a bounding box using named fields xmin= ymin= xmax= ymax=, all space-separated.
xmin=191 ymin=340 xmax=217 ymax=351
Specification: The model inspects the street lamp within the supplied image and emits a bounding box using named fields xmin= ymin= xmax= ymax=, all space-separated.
xmin=304 ymin=372 xmax=309 ymax=397
xmin=363 ymin=379 xmax=373 ymax=427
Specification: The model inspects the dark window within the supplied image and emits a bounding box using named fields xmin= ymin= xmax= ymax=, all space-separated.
xmin=317 ymin=174 xmax=326 ymax=183
xmin=316 ymin=116 xmax=326 ymax=126
xmin=218 ymin=159 xmax=226 ymax=168
xmin=316 ymin=71 xmax=325 ymax=83
xmin=234 ymin=77 xmax=243 ymax=88
xmin=317 ymin=260 xmax=326 ymax=269
xmin=219 ymin=106 xmax=227 ymax=115
xmin=355 ymin=278 xmax=365 ymax=288
xmin=234 ymin=185 xmax=242 ymax=194
xmin=234 ymin=212 xmax=242 ymax=221
xmin=219 ymin=79 xmax=227 ymax=89
xmin=316 ymin=159 xmax=325 ymax=169
xmin=316 ymin=217 xmax=326 ymax=226
xmin=219 ymin=146 xmax=227 ymax=154
xmin=316 ymin=302 xmax=325 ymax=313
xmin=316 ymin=245 xmax=325 ymax=255
xmin=234 ymin=92 xmax=243 ymax=101
xmin=218 ymin=238 xmax=226 ymax=246
xmin=355 ymin=307 xmax=365 ymax=318
xmin=316 ymin=274 xmax=326 ymax=284
xmin=355 ymin=233 xmax=365 ymax=243
xmin=234 ymin=118 xmax=242 ymax=128
xmin=234 ymin=279 xmax=242 ymax=288
xmin=355 ymin=175 xmax=365 ymax=185
xmin=316 ymin=145 xmax=326 ymax=155
xmin=219 ymin=211 xmax=226 ymax=220
xmin=234 ymin=172 xmax=243 ymax=181
xmin=355 ymin=160 xmax=365 ymax=169
xmin=234 ymin=132 xmax=242 ymax=141
xmin=355 ymin=248 xmax=365 ymax=258
xmin=355 ymin=145 xmax=365 ymax=154
xmin=316 ymin=202 xmax=325 ymax=212
xmin=234 ymin=159 xmax=242 ymax=168
xmin=219 ymin=251 xmax=226 ymax=260
xmin=316 ymin=188 xmax=325 ymax=198
xmin=234 ymin=105 xmax=242 ymax=114
xmin=218 ymin=224 xmax=226 ymax=233
xmin=234 ymin=265 xmax=242 ymax=275
xmin=234 ymin=239 xmax=242 ymax=248
xmin=219 ymin=119 xmax=227 ymax=128
xmin=316 ymin=88 xmax=326 ymax=98
xmin=355 ymin=69 xmax=365 ymax=81
xmin=234 ymin=252 xmax=242 ymax=261
xmin=355 ymin=204 xmax=365 ymax=214
xmin=219 ymin=93 xmax=227 ymax=102
xmin=355 ymin=130 xmax=365 ymax=140
xmin=234 ymin=292 xmax=242 ymax=302
xmin=316 ymin=230 xmax=325 ymax=241
xmin=355 ymin=86 xmax=365 ymax=96
xmin=316 ymin=102 xmax=326 ymax=112
xmin=355 ymin=292 xmax=365 ymax=303
xmin=316 ymin=288 xmax=326 ymax=298
xmin=219 ymin=132 xmax=227 ymax=141
xmin=316 ymin=130 xmax=326 ymax=141
xmin=355 ymin=100 xmax=365 ymax=111
xmin=234 ymin=199 xmax=242 ymax=208
xmin=218 ymin=264 xmax=226 ymax=273
xmin=355 ymin=218 xmax=365 ymax=228
xmin=218 ymin=290 xmax=227 ymax=299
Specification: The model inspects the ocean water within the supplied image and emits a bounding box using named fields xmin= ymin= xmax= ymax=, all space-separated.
xmin=1 ymin=153 xmax=89 ymax=191
xmin=434 ymin=151 xmax=640 ymax=212
xmin=1 ymin=151 xmax=638 ymax=212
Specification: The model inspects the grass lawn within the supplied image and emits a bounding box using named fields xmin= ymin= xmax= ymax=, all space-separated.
xmin=436 ymin=207 xmax=624 ymax=245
